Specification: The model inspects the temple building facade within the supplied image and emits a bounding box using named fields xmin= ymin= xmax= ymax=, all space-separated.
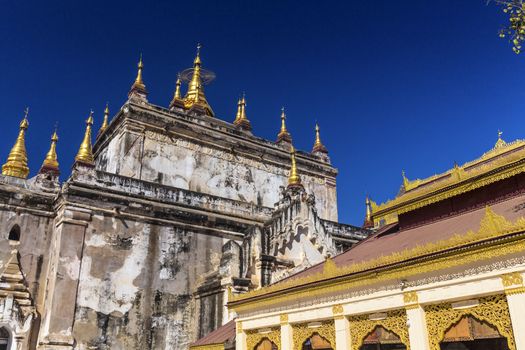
xmin=194 ymin=134 xmax=525 ymax=350
xmin=0 ymin=48 xmax=369 ymax=350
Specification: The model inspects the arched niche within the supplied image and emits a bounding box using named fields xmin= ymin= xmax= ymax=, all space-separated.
xmin=301 ymin=333 xmax=333 ymax=350
xmin=0 ymin=327 xmax=11 ymax=350
xmin=292 ymin=321 xmax=335 ymax=350
xmin=349 ymin=310 xmax=410 ymax=350
xmin=246 ymin=327 xmax=281 ymax=350
xmin=424 ymin=295 xmax=516 ymax=350
xmin=254 ymin=338 xmax=278 ymax=350
xmin=8 ymin=225 xmax=20 ymax=242
xmin=360 ymin=325 xmax=407 ymax=350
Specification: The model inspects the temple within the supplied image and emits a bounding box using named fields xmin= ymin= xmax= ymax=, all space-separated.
xmin=0 ymin=48 xmax=368 ymax=350
xmin=201 ymin=132 xmax=525 ymax=350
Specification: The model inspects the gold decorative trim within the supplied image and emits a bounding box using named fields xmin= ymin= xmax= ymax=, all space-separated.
xmin=231 ymin=234 xmax=525 ymax=313
xmin=501 ymin=272 xmax=523 ymax=287
xmin=424 ymin=294 xmax=516 ymax=350
xmin=189 ymin=344 xmax=224 ymax=350
xmin=280 ymin=314 xmax=289 ymax=325
xmin=332 ymin=304 xmax=343 ymax=315
xmin=505 ymin=286 xmax=525 ymax=295
xmin=246 ymin=327 xmax=281 ymax=349
xmin=403 ymin=292 xmax=418 ymax=304
xmin=292 ymin=321 xmax=335 ymax=350
xmin=236 ymin=321 xmax=243 ymax=334
xmin=231 ymin=207 xmax=525 ymax=308
xmin=349 ymin=309 xmax=410 ymax=350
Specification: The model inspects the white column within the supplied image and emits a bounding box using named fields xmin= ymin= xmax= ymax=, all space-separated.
xmin=406 ymin=306 xmax=430 ymax=350
xmin=280 ymin=322 xmax=293 ymax=350
xmin=507 ymin=291 xmax=525 ymax=350
xmin=334 ymin=316 xmax=351 ymax=350
xmin=236 ymin=321 xmax=247 ymax=350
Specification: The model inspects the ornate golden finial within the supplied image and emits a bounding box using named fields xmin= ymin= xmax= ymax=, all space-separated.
xmin=183 ymin=44 xmax=214 ymax=115
xmin=402 ymin=170 xmax=409 ymax=189
xmin=40 ymin=129 xmax=59 ymax=175
xmin=98 ymin=103 xmax=109 ymax=135
xmin=75 ymin=111 xmax=95 ymax=166
xmin=174 ymin=74 xmax=182 ymax=99
xmin=277 ymin=107 xmax=292 ymax=143
xmin=312 ymin=123 xmax=328 ymax=153
xmin=287 ymin=145 xmax=303 ymax=188
xmin=495 ymin=130 xmax=507 ymax=149
xmin=129 ymin=54 xmax=147 ymax=96
xmin=2 ymin=109 xmax=30 ymax=178
xmin=363 ymin=195 xmax=374 ymax=228
xmin=169 ymin=74 xmax=185 ymax=109
xmin=233 ymin=93 xmax=252 ymax=131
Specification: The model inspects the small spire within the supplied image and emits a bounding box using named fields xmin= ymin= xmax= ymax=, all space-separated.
xmin=98 ymin=103 xmax=109 ymax=135
xmin=74 ymin=111 xmax=95 ymax=167
xmin=277 ymin=107 xmax=292 ymax=143
xmin=169 ymin=74 xmax=185 ymax=109
xmin=495 ymin=129 xmax=506 ymax=149
xmin=184 ymin=44 xmax=213 ymax=115
xmin=233 ymin=93 xmax=252 ymax=131
xmin=312 ymin=123 xmax=328 ymax=153
xmin=287 ymin=144 xmax=303 ymax=188
xmin=402 ymin=170 xmax=409 ymax=189
xmin=40 ymin=129 xmax=59 ymax=175
xmin=2 ymin=109 xmax=30 ymax=178
xmin=175 ymin=74 xmax=182 ymax=99
xmin=129 ymin=54 xmax=148 ymax=97
xmin=363 ymin=195 xmax=374 ymax=228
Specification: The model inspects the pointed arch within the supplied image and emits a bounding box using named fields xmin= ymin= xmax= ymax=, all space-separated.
xmin=8 ymin=225 xmax=20 ymax=242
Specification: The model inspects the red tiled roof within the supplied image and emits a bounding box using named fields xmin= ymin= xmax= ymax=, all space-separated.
xmin=191 ymin=319 xmax=235 ymax=347
xmin=287 ymin=192 xmax=525 ymax=280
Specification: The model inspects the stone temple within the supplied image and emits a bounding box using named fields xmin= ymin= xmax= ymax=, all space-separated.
xmin=0 ymin=48 xmax=369 ymax=349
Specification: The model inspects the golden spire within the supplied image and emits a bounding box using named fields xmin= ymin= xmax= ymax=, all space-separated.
xmin=312 ymin=123 xmax=328 ymax=153
xmin=174 ymin=74 xmax=182 ymax=99
xmin=233 ymin=94 xmax=252 ymax=131
xmin=287 ymin=145 xmax=303 ymax=188
xmin=75 ymin=111 xmax=95 ymax=166
xmin=277 ymin=107 xmax=292 ymax=143
xmin=2 ymin=109 xmax=30 ymax=179
xmin=98 ymin=103 xmax=109 ymax=135
xmin=402 ymin=170 xmax=409 ymax=189
xmin=363 ymin=195 xmax=374 ymax=228
xmin=184 ymin=44 xmax=213 ymax=115
xmin=129 ymin=54 xmax=147 ymax=96
xmin=40 ymin=129 xmax=59 ymax=175
xmin=495 ymin=129 xmax=506 ymax=149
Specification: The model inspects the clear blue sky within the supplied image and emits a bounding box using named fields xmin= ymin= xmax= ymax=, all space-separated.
xmin=0 ymin=1 xmax=522 ymax=225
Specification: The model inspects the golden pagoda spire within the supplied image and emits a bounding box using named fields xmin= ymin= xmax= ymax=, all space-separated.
xmin=233 ymin=93 xmax=252 ymax=131
xmin=75 ymin=111 xmax=95 ymax=166
xmin=287 ymin=145 xmax=303 ymax=188
xmin=363 ymin=195 xmax=374 ymax=228
xmin=402 ymin=170 xmax=409 ymax=189
xmin=98 ymin=103 xmax=109 ymax=135
xmin=174 ymin=74 xmax=182 ymax=99
xmin=183 ymin=44 xmax=214 ymax=115
xmin=277 ymin=107 xmax=292 ymax=143
xmin=129 ymin=54 xmax=147 ymax=97
xmin=2 ymin=109 xmax=30 ymax=179
xmin=312 ymin=123 xmax=328 ymax=153
xmin=40 ymin=129 xmax=59 ymax=175
xmin=495 ymin=129 xmax=507 ymax=149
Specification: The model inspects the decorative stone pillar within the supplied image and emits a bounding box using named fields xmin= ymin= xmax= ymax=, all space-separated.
xmin=38 ymin=206 xmax=92 ymax=350
xmin=502 ymin=272 xmax=525 ymax=350
xmin=236 ymin=321 xmax=247 ymax=350
xmin=280 ymin=314 xmax=293 ymax=350
xmin=404 ymin=292 xmax=430 ymax=350
xmin=333 ymin=305 xmax=351 ymax=350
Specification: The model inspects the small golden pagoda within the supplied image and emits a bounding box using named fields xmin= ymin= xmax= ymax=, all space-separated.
xmin=39 ymin=130 xmax=59 ymax=175
xmin=128 ymin=55 xmax=148 ymax=99
xmin=287 ymin=145 xmax=303 ymax=189
xmin=277 ymin=107 xmax=292 ymax=143
xmin=74 ymin=111 xmax=95 ymax=167
xmin=169 ymin=74 xmax=184 ymax=109
xmin=183 ymin=45 xmax=214 ymax=116
xmin=312 ymin=123 xmax=328 ymax=153
xmin=98 ymin=103 xmax=109 ymax=136
xmin=233 ymin=94 xmax=252 ymax=131
xmin=2 ymin=110 xmax=30 ymax=179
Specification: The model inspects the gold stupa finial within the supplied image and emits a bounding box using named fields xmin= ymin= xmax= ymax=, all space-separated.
xmin=129 ymin=54 xmax=147 ymax=95
xmin=363 ymin=195 xmax=374 ymax=228
xmin=233 ymin=93 xmax=252 ymax=131
xmin=98 ymin=103 xmax=109 ymax=135
xmin=75 ymin=111 xmax=95 ymax=166
xmin=183 ymin=44 xmax=214 ymax=115
xmin=40 ymin=128 xmax=59 ymax=175
xmin=175 ymin=74 xmax=182 ymax=99
xmin=495 ymin=129 xmax=507 ymax=149
xmin=277 ymin=107 xmax=292 ymax=143
xmin=2 ymin=109 xmax=30 ymax=178
xmin=287 ymin=144 xmax=303 ymax=188
xmin=312 ymin=122 xmax=328 ymax=153
xmin=402 ymin=170 xmax=409 ymax=188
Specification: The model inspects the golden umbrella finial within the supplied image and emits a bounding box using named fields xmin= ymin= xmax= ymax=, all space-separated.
xmin=98 ymin=103 xmax=109 ymax=135
xmin=129 ymin=54 xmax=147 ymax=95
xmin=287 ymin=144 xmax=303 ymax=188
xmin=75 ymin=111 xmax=95 ymax=166
xmin=2 ymin=109 xmax=30 ymax=178
xmin=40 ymin=127 xmax=59 ymax=175
xmin=277 ymin=107 xmax=292 ymax=143
xmin=312 ymin=122 xmax=328 ymax=153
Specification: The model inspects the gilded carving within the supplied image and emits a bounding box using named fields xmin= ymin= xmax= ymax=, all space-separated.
xmin=501 ymin=272 xmax=523 ymax=288
xmin=292 ymin=321 xmax=335 ymax=350
xmin=280 ymin=314 xmax=288 ymax=324
xmin=246 ymin=327 xmax=281 ymax=349
xmin=403 ymin=292 xmax=418 ymax=304
xmin=231 ymin=207 xmax=525 ymax=311
xmin=236 ymin=321 xmax=243 ymax=334
xmin=349 ymin=309 xmax=410 ymax=350
xmin=332 ymin=304 xmax=343 ymax=315
xmin=424 ymin=294 xmax=516 ymax=350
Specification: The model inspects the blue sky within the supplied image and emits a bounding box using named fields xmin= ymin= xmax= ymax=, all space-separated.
xmin=0 ymin=1 xmax=523 ymax=225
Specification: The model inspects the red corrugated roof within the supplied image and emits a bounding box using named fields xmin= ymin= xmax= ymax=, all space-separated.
xmin=191 ymin=319 xmax=236 ymax=347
